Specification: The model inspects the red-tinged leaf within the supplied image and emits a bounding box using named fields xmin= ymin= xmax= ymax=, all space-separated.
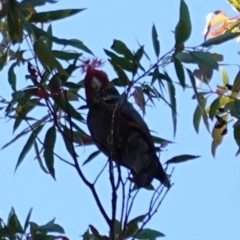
xmin=43 ymin=125 xmax=56 ymax=179
xmin=203 ymin=11 xmax=228 ymax=37
xmin=166 ymin=154 xmax=200 ymax=164
xmin=33 ymin=88 xmax=50 ymax=98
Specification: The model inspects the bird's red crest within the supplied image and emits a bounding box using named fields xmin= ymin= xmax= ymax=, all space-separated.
xmin=80 ymin=58 xmax=105 ymax=73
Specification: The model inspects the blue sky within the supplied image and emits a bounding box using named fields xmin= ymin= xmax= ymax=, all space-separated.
xmin=0 ymin=0 xmax=240 ymax=239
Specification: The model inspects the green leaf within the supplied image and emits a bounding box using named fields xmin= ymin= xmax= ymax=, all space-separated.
xmin=15 ymin=124 xmax=44 ymax=171
xmin=21 ymin=0 xmax=58 ymax=7
xmin=167 ymin=81 xmax=177 ymax=137
xmin=174 ymin=57 xmax=185 ymax=88
xmin=110 ymin=60 xmax=130 ymax=86
xmin=166 ymin=154 xmax=200 ymax=164
xmin=135 ymin=228 xmax=165 ymax=239
xmin=45 ymin=24 xmax=53 ymax=50
xmin=82 ymin=151 xmax=101 ymax=166
xmin=111 ymin=39 xmax=134 ymax=59
xmin=1 ymin=115 xmax=49 ymax=150
xmin=124 ymin=222 xmax=138 ymax=238
xmin=29 ymin=221 xmax=39 ymax=239
xmin=34 ymin=38 xmax=67 ymax=76
xmin=175 ymin=52 xmax=194 ymax=63
xmin=201 ymin=31 xmax=240 ymax=47
xmin=224 ymin=99 xmax=240 ymax=118
xmin=193 ymin=104 xmax=202 ymax=134
xmin=190 ymin=51 xmax=218 ymax=70
xmin=8 ymin=208 xmax=24 ymax=234
xmin=193 ymin=96 xmax=207 ymax=133
xmin=38 ymin=218 xmax=64 ymax=234
xmin=34 ymin=140 xmax=49 ymax=174
xmin=52 ymin=50 xmax=82 ymax=61
xmin=232 ymin=70 xmax=240 ymax=91
xmin=0 ymin=53 xmax=8 ymax=71
xmin=114 ymin=219 xmax=121 ymax=237
xmin=29 ymin=9 xmax=85 ymax=22
xmin=134 ymin=46 xmax=144 ymax=64
xmin=43 ymin=125 xmax=56 ymax=179
xmin=234 ymin=121 xmax=240 ymax=148
xmin=209 ymin=97 xmax=220 ymax=120
xmin=227 ymin=0 xmax=240 ymax=12
xmin=23 ymin=208 xmax=33 ymax=233
xmin=8 ymin=62 xmax=17 ymax=92
xmin=32 ymin=24 xmax=93 ymax=54
xmin=7 ymin=6 xmax=23 ymax=43
xmin=59 ymin=100 xmax=84 ymax=122
xmin=128 ymin=215 xmax=146 ymax=226
xmin=211 ymin=114 xmax=228 ymax=157
xmin=221 ymin=67 xmax=229 ymax=86
xmin=175 ymin=0 xmax=192 ymax=44
xmin=152 ymin=135 xmax=173 ymax=145
xmin=61 ymin=126 xmax=76 ymax=158
xmin=187 ymin=69 xmax=209 ymax=132
xmin=104 ymin=49 xmax=135 ymax=72
xmin=233 ymin=120 xmax=240 ymax=150
xmin=152 ymin=24 xmax=160 ymax=57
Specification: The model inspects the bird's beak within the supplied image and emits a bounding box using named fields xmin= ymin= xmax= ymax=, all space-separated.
xmin=91 ymin=76 xmax=102 ymax=89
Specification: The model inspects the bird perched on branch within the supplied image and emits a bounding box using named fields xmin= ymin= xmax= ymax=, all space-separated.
xmin=82 ymin=59 xmax=170 ymax=188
